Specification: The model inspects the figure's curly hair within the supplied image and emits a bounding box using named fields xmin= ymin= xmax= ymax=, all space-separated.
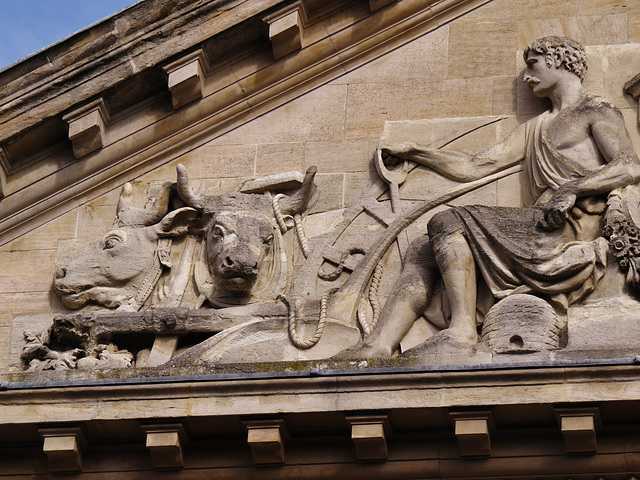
xmin=524 ymin=36 xmax=588 ymax=82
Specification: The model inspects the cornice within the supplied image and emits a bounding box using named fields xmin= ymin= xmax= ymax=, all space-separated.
xmin=0 ymin=0 xmax=493 ymax=246
xmin=0 ymin=0 xmax=276 ymax=143
xmin=1 ymin=362 xmax=639 ymax=425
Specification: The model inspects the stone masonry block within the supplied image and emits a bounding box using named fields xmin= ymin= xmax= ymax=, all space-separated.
xmin=146 ymin=335 xmax=180 ymax=367
xmin=264 ymin=4 xmax=303 ymax=60
xmin=142 ymin=424 xmax=188 ymax=469
xmin=164 ymin=50 xmax=211 ymax=110
xmin=346 ymin=415 xmax=391 ymax=461
xmin=40 ymin=427 xmax=87 ymax=473
xmin=244 ymin=419 xmax=287 ymax=464
xmin=450 ymin=411 xmax=494 ymax=457
xmin=556 ymin=408 xmax=600 ymax=454
xmin=62 ymin=98 xmax=110 ymax=159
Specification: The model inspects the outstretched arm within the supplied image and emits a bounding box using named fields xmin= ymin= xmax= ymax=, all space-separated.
xmin=380 ymin=121 xmax=527 ymax=182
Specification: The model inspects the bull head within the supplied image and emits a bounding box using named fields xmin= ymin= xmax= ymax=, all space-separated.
xmin=54 ymin=181 xmax=196 ymax=310
xmin=176 ymin=164 xmax=317 ymax=305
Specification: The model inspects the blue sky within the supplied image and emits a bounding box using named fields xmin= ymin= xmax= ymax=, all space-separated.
xmin=0 ymin=1 xmax=139 ymax=69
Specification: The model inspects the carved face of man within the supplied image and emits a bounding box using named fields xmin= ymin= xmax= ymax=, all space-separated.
xmin=523 ymin=51 xmax=562 ymax=98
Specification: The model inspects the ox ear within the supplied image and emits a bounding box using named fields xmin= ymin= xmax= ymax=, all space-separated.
xmin=154 ymin=207 xmax=198 ymax=237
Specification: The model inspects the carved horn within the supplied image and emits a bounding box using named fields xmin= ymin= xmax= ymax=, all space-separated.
xmin=115 ymin=182 xmax=135 ymax=217
xmin=176 ymin=164 xmax=206 ymax=210
xmin=279 ymin=166 xmax=318 ymax=216
xmin=115 ymin=181 xmax=174 ymax=227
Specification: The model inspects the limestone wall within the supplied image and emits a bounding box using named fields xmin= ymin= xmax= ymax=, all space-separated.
xmin=1 ymin=0 xmax=640 ymax=374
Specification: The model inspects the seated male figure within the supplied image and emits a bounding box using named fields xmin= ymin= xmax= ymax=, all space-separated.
xmin=339 ymin=36 xmax=640 ymax=358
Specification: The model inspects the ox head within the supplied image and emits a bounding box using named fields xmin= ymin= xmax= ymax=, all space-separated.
xmin=176 ymin=164 xmax=317 ymax=305
xmin=206 ymin=209 xmax=275 ymax=294
xmin=54 ymin=181 xmax=196 ymax=310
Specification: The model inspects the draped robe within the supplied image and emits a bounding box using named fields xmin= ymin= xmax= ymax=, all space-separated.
xmin=445 ymin=97 xmax=611 ymax=309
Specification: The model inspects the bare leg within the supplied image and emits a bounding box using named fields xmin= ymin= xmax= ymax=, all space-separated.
xmin=429 ymin=214 xmax=478 ymax=345
xmin=334 ymin=237 xmax=437 ymax=358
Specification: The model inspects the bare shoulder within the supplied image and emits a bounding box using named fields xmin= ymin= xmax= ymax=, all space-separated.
xmin=579 ymin=93 xmax=624 ymax=123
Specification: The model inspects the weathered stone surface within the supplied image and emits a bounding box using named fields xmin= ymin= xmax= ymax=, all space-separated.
xmin=330 ymin=27 xmax=448 ymax=85
xmin=1 ymin=0 xmax=640 ymax=476
xmin=0 ymin=250 xmax=56 ymax=293
xmin=305 ymin=139 xmax=372 ymax=173
xmin=345 ymin=79 xmax=494 ymax=138
xmin=308 ymin=173 xmax=345 ymax=213
xmin=256 ymin=143 xmax=305 ymax=176
xmin=495 ymin=171 xmax=524 ymax=208
xmin=0 ymin=211 xmax=77 ymax=253
xmin=0 ymin=0 xmax=639 ymax=394
xmin=179 ymin=145 xmax=256 ymax=179
xmin=448 ymin=22 xmax=518 ymax=79
xmin=492 ymin=76 xmax=518 ymax=115
xmin=567 ymin=300 xmax=640 ymax=351
xmin=75 ymin=204 xmax=120 ymax=241
xmin=210 ymin=85 xmax=348 ymax=146
xmin=578 ymin=0 xmax=640 ymax=15
xmin=601 ymin=44 xmax=640 ymax=108
xmin=631 ymin=12 xmax=640 ymax=43
xmin=464 ymin=0 xmax=578 ymax=22
xmin=347 ymin=415 xmax=390 ymax=461
xmin=517 ymin=14 xmax=628 ymax=48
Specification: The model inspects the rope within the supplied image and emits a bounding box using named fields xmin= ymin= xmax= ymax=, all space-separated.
xmin=356 ymin=298 xmax=370 ymax=335
xmin=273 ymin=193 xmax=311 ymax=257
xmin=318 ymin=247 xmax=367 ymax=281
xmin=356 ymin=263 xmax=383 ymax=335
xmin=279 ymin=288 xmax=337 ymax=349
xmin=293 ymin=214 xmax=311 ymax=257
xmin=272 ymin=193 xmax=290 ymax=234
xmin=368 ymin=263 xmax=384 ymax=331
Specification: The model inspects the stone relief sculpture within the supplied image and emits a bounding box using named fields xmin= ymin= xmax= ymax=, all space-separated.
xmin=23 ymin=36 xmax=640 ymax=372
xmin=53 ymin=180 xmax=198 ymax=311
xmin=339 ymin=36 xmax=640 ymax=359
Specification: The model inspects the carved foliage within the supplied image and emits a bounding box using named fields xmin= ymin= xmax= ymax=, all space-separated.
xmin=603 ymin=185 xmax=640 ymax=288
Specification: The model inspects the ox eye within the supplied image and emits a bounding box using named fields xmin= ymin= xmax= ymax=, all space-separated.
xmin=212 ymin=225 xmax=225 ymax=238
xmin=103 ymin=235 xmax=123 ymax=250
xmin=263 ymin=234 xmax=273 ymax=246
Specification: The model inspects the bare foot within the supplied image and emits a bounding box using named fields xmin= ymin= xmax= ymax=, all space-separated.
xmin=332 ymin=341 xmax=393 ymax=360
xmin=401 ymin=329 xmax=478 ymax=357
xmin=447 ymin=326 xmax=478 ymax=345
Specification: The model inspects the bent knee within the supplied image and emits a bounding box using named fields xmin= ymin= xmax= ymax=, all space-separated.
xmin=428 ymin=209 xmax=463 ymax=239
xmin=404 ymin=236 xmax=436 ymax=269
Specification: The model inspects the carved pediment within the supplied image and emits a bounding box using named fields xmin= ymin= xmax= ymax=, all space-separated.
xmin=0 ymin=0 xmax=491 ymax=247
